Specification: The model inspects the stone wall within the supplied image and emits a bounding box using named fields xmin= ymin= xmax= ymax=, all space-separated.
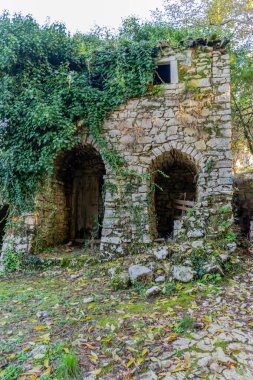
xmin=1 ymin=43 xmax=234 ymax=260
xmin=97 ymin=45 xmax=233 ymax=254
xmin=36 ymin=179 xmax=70 ymax=247
xmin=0 ymin=213 xmax=36 ymax=269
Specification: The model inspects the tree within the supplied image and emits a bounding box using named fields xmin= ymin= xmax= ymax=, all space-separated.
xmin=154 ymin=0 xmax=253 ymax=45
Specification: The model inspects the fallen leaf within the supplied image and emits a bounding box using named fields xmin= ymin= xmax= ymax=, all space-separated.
xmin=88 ymin=352 xmax=98 ymax=363
xmin=90 ymin=369 xmax=102 ymax=375
xmin=34 ymin=325 xmax=47 ymax=331
xmin=126 ymin=357 xmax=135 ymax=368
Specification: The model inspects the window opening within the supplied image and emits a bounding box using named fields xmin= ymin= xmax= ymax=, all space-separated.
xmin=154 ymin=64 xmax=171 ymax=85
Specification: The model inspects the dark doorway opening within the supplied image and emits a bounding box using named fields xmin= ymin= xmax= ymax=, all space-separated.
xmin=233 ymin=178 xmax=253 ymax=240
xmin=56 ymin=145 xmax=105 ymax=243
xmin=151 ymin=150 xmax=197 ymax=239
xmin=0 ymin=205 xmax=9 ymax=248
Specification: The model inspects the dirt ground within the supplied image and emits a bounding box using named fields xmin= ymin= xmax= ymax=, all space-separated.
xmin=1 ymin=247 xmax=253 ymax=380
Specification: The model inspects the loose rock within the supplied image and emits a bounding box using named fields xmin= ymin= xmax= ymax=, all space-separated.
xmin=145 ymin=286 xmax=161 ymax=297
xmin=153 ymin=246 xmax=169 ymax=260
xmin=155 ymin=275 xmax=165 ymax=283
xmin=172 ymin=265 xmax=194 ymax=282
xmin=128 ymin=265 xmax=153 ymax=284
xmin=83 ymin=297 xmax=94 ymax=304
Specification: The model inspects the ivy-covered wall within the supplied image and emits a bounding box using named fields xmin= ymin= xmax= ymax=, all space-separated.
xmin=1 ymin=43 xmax=234 ymax=259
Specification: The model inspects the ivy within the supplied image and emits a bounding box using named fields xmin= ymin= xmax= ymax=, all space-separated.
xmin=0 ymin=13 xmax=187 ymax=211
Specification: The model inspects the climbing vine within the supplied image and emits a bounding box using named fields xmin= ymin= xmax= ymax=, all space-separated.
xmin=0 ymin=12 xmax=187 ymax=212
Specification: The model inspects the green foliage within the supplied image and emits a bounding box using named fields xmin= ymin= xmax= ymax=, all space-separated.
xmin=201 ymin=273 xmax=222 ymax=283
xmin=218 ymin=205 xmax=231 ymax=214
xmin=204 ymin=158 xmax=215 ymax=174
xmin=3 ymin=249 xmax=23 ymax=272
xmin=230 ymin=46 xmax=253 ymax=155
xmin=110 ymin=275 xmax=130 ymax=290
xmin=162 ymin=281 xmax=176 ymax=295
xmin=132 ymin=281 xmax=148 ymax=294
xmin=109 ymin=275 xmax=122 ymax=290
xmin=0 ymin=364 xmax=22 ymax=380
xmin=191 ymin=247 xmax=208 ymax=279
xmin=225 ymin=231 xmax=237 ymax=242
xmin=56 ymin=353 xmax=82 ymax=380
xmin=0 ymin=13 xmax=186 ymax=211
xmin=173 ymin=315 xmax=193 ymax=333
xmin=186 ymin=207 xmax=196 ymax=217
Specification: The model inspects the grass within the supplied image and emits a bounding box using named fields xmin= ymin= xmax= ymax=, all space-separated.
xmin=56 ymin=353 xmax=82 ymax=380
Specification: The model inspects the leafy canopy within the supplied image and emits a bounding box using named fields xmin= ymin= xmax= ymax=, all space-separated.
xmin=0 ymin=13 xmax=186 ymax=210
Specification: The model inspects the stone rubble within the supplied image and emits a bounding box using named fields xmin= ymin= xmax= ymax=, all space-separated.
xmin=128 ymin=264 xmax=153 ymax=284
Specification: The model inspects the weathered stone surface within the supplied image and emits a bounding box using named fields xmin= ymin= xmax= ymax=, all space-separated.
xmin=83 ymin=297 xmax=94 ymax=304
xmin=145 ymin=286 xmax=161 ymax=297
xmin=203 ymin=258 xmax=224 ymax=276
xmin=172 ymin=265 xmax=194 ymax=282
xmin=226 ymin=242 xmax=237 ymax=253
xmin=153 ymin=246 xmax=169 ymax=260
xmin=139 ymin=371 xmax=157 ymax=380
xmin=187 ymin=229 xmax=204 ymax=238
xmin=128 ymin=265 xmax=153 ymax=283
xmin=112 ymin=272 xmax=131 ymax=289
xmin=155 ymin=275 xmax=165 ymax=283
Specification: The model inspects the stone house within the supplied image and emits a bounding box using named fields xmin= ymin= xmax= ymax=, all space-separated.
xmin=0 ymin=40 xmax=234 ymax=261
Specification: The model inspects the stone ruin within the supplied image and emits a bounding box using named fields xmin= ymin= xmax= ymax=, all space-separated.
xmin=0 ymin=40 xmax=236 ymax=264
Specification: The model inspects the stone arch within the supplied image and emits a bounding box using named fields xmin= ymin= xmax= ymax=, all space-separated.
xmin=148 ymin=148 xmax=199 ymax=240
xmin=55 ymin=144 xmax=106 ymax=243
xmin=80 ymin=134 xmax=113 ymax=175
xmin=148 ymin=141 xmax=205 ymax=169
xmin=37 ymin=143 xmax=106 ymax=247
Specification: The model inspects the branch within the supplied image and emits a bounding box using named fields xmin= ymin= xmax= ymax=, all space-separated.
xmin=210 ymin=17 xmax=253 ymax=27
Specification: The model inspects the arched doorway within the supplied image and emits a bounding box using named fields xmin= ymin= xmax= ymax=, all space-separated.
xmin=55 ymin=145 xmax=105 ymax=243
xmin=150 ymin=149 xmax=198 ymax=240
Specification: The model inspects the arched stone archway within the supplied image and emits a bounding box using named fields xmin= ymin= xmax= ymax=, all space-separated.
xmin=55 ymin=144 xmax=106 ymax=242
xmin=149 ymin=149 xmax=199 ymax=240
xmin=37 ymin=144 xmax=106 ymax=246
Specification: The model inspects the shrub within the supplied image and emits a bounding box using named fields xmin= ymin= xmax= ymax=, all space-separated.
xmin=3 ymin=249 xmax=24 ymax=272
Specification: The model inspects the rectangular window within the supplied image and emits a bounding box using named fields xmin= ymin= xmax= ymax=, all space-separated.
xmin=154 ymin=64 xmax=171 ymax=85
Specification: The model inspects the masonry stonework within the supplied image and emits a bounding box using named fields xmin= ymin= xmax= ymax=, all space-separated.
xmin=1 ymin=43 xmax=234 ymax=261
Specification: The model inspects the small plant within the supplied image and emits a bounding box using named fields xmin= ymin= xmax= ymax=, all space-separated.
xmin=162 ymin=281 xmax=176 ymax=295
xmin=204 ymin=158 xmax=215 ymax=174
xmin=173 ymin=316 xmax=193 ymax=333
xmin=191 ymin=247 xmax=207 ymax=279
xmin=201 ymin=273 xmax=222 ymax=283
xmin=0 ymin=364 xmax=22 ymax=380
xmin=109 ymin=274 xmax=130 ymax=290
xmin=218 ymin=205 xmax=231 ymax=214
xmin=225 ymin=231 xmax=237 ymax=242
xmin=25 ymin=255 xmax=43 ymax=268
xmin=3 ymin=249 xmax=24 ymax=272
xmin=56 ymin=353 xmax=82 ymax=380
xmin=132 ymin=281 xmax=147 ymax=294
xmin=186 ymin=207 xmax=195 ymax=217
